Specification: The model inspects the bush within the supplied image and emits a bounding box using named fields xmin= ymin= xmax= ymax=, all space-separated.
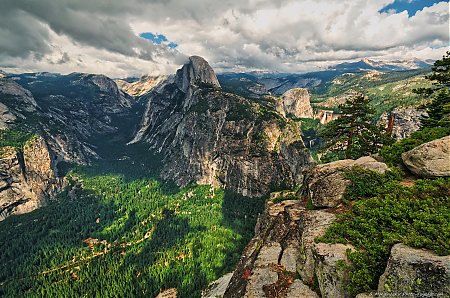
xmin=318 ymin=169 xmax=450 ymax=295
xmin=380 ymin=126 xmax=450 ymax=165
xmin=342 ymin=167 xmax=403 ymax=202
xmin=0 ymin=129 xmax=34 ymax=149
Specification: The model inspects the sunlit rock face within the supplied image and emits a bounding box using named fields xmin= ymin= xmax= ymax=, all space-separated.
xmin=0 ymin=137 xmax=64 ymax=220
xmin=133 ymin=56 xmax=314 ymax=197
xmin=276 ymin=88 xmax=313 ymax=119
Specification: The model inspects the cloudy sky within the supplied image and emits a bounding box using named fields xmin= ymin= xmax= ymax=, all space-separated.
xmin=0 ymin=0 xmax=448 ymax=77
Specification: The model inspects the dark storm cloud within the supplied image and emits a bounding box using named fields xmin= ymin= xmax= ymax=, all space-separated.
xmin=0 ymin=0 xmax=186 ymax=62
xmin=0 ymin=9 xmax=51 ymax=59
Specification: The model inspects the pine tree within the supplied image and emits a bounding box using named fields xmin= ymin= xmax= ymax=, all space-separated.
xmin=415 ymin=51 xmax=450 ymax=128
xmin=320 ymin=93 xmax=391 ymax=159
xmin=421 ymin=88 xmax=450 ymax=128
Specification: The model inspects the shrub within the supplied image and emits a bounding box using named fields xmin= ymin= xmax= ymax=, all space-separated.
xmin=318 ymin=169 xmax=450 ymax=295
xmin=0 ymin=129 xmax=34 ymax=149
xmin=380 ymin=126 xmax=450 ymax=165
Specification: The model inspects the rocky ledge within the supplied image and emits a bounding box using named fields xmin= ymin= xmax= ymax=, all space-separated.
xmin=0 ymin=136 xmax=65 ymax=220
xmin=205 ymin=150 xmax=449 ymax=297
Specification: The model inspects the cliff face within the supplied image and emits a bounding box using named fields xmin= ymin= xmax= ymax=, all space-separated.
xmin=217 ymin=153 xmax=450 ymax=298
xmin=0 ymin=73 xmax=136 ymax=163
xmin=116 ymin=75 xmax=169 ymax=97
xmin=379 ymin=107 xmax=426 ymax=139
xmin=276 ymin=88 xmax=314 ymax=119
xmin=133 ymin=56 xmax=313 ymax=197
xmin=0 ymin=136 xmax=64 ymax=220
xmin=220 ymin=197 xmax=351 ymax=298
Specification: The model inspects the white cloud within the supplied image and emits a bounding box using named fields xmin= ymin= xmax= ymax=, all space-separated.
xmin=0 ymin=0 xmax=448 ymax=77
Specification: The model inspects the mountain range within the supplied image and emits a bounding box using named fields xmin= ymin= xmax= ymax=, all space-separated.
xmin=0 ymin=55 xmax=447 ymax=298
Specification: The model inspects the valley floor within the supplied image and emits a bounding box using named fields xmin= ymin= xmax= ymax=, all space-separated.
xmin=0 ymin=147 xmax=265 ymax=297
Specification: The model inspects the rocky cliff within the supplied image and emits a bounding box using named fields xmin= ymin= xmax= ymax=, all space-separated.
xmin=208 ymin=153 xmax=450 ymax=298
xmin=0 ymin=73 xmax=136 ymax=163
xmin=116 ymin=75 xmax=169 ymax=97
xmin=0 ymin=136 xmax=63 ymax=220
xmin=379 ymin=107 xmax=426 ymax=139
xmin=276 ymin=88 xmax=313 ymax=119
xmin=132 ymin=56 xmax=313 ymax=197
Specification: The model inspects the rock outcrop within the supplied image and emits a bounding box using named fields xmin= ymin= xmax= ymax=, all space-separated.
xmin=132 ymin=56 xmax=313 ymax=197
xmin=202 ymin=273 xmax=234 ymax=298
xmin=302 ymin=156 xmax=388 ymax=208
xmin=175 ymin=56 xmax=221 ymax=93
xmin=379 ymin=107 xmax=426 ymax=139
xmin=223 ymin=200 xmax=310 ymax=297
xmin=314 ymin=243 xmax=355 ymax=298
xmin=0 ymin=136 xmax=64 ymax=220
xmin=297 ymin=210 xmax=337 ymax=284
xmin=0 ymin=78 xmax=38 ymax=129
xmin=401 ymin=135 xmax=450 ymax=177
xmin=378 ymin=244 xmax=450 ymax=296
xmin=276 ymin=88 xmax=313 ymax=119
xmin=221 ymin=198 xmax=355 ymax=298
xmin=116 ymin=75 xmax=169 ymax=97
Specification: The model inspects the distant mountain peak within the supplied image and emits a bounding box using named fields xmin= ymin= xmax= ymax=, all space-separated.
xmin=333 ymin=58 xmax=432 ymax=72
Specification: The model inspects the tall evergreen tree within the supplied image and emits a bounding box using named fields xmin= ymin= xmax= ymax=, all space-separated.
xmin=320 ymin=93 xmax=391 ymax=159
xmin=421 ymin=88 xmax=450 ymax=128
xmin=415 ymin=51 xmax=450 ymax=128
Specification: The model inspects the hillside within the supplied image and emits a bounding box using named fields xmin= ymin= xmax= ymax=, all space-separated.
xmin=311 ymin=68 xmax=431 ymax=115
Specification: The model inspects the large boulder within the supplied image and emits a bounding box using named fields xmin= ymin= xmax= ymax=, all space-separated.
xmin=304 ymin=156 xmax=388 ymax=208
xmin=313 ymin=243 xmax=355 ymax=298
xmin=297 ymin=210 xmax=337 ymax=285
xmin=402 ymin=135 xmax=450 ymax=177
xmin=285 ymin=280 xmax=319 ymax=298
xmin=378 ymin=244 xmax=450 ymax=296
xmin=276 ymin=88 xmax=313 ymax=119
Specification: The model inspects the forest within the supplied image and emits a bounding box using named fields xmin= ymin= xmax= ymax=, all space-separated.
xmin=0 ymin=144 xmax=265 ymax=297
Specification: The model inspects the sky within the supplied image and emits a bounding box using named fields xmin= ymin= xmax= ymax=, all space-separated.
xmin=0 ymin=0 xmax=448 ymax=77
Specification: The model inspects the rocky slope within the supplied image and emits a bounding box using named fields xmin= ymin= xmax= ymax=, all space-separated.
xmin=0 ymin=73 xmax=136 ymax=163
xmin=132 ymin=56 xmax=314 ymax=197
xmin=116 ymin=75 xmax=169 ymax=97
xmin=210 ymin=143 xmax=450 ymax=298
xmin=379 ymin=107 xmax=426 ymax=139
xmin=0 ymin=136 xmax=63 ymax=220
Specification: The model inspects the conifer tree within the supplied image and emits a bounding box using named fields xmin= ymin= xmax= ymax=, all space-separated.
xmin=320 ymin=93 xmax=391 ymax=159
xmin=416 ymin=51 xmax=450 ymax=128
